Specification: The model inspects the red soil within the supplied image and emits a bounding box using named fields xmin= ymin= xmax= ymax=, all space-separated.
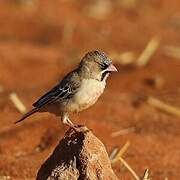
xmin=0 ymin=0 xmax=180 ymax=179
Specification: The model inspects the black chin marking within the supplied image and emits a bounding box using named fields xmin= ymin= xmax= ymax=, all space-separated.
xmin=101 ymin=71 xmax=110 ymax=81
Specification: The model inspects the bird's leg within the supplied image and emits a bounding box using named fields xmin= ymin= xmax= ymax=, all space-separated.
xmin=61 ymin=113 xmax=74 ymax=127
xmin=61 ymin=113 xmax=82 ymax=132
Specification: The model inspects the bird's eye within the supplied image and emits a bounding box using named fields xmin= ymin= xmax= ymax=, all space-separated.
xmin=100 ymin=63 xmax=108 ymax=70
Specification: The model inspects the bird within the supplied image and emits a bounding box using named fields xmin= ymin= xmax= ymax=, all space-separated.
xmin=15 ymin=50 xmax=117 ymax=126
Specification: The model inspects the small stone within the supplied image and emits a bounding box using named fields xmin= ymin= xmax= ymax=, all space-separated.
xmin=36 ymin=126 xmax=118 ymax=180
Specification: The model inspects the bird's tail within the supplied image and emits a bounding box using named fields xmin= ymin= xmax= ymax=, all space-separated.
xmin=15 ymin=107 xmax=39 ymax=124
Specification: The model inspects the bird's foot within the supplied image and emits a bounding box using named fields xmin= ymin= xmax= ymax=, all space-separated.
xmin=62 ymin=118 xmax=79 ymax=131
xmin=62 ymin=118 xmax=89 ymax=133
xmin=63 ymin=118 xmax=74 ymax=127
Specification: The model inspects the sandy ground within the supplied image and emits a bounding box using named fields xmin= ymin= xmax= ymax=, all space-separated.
xmin=0 ymin=0 xmax=180 ymax=179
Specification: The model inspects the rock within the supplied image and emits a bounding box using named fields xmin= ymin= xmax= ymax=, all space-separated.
xmin=36 ymin=125 xmax=118 ymax=180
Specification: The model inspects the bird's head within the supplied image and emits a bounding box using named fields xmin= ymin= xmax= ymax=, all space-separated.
xmin=79 ymin=50 xmax=117 ymax=81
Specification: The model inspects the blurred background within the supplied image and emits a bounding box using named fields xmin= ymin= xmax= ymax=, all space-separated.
xmin=0 ymin=0 xmax=180 ymax=179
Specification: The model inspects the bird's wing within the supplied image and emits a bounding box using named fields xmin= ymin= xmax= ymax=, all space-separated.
xmin=33 ymin=71 xmax=80 ymax=109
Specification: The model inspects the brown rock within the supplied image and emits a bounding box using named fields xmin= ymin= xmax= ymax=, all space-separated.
xmin=36 ymin=125 xmax=118 ymax=180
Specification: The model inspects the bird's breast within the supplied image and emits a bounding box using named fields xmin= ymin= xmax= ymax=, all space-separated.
xmin=68 ymin=79 xmax=106 ymax=112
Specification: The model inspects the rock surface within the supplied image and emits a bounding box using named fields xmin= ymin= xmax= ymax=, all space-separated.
xmin=36 ymin=125 xmax=118 ymax=180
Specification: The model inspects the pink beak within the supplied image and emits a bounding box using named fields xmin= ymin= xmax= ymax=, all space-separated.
xmin=107 ymin=63 xmax=118 ymax=72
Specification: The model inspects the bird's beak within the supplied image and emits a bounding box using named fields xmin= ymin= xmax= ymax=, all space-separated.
xmin=107 ymin=63 xmax=118 ymax=72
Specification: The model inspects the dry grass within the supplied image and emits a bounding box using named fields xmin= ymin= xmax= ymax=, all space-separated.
xmin=85 ymin=0 xmax=113 ymax=20
xmin=111 ymin=141 xmax=130 ymax=164
xmin=110 ymin=51 xmax=136 ymax=65
xmin=147 ymin=96 xmax=180 ymax=118
xmin=119 ymin=157 xmax=140 ymax=180
xmin=9 ymin=92 xmax=27 ymax=114
xmin=111 ymin=127 xmax=135 ymax=137
xmin=110 ymin=142 xmax=152 ymax=180
xmin=163 ymin=45 xmax=180 ymax=59
xmin=110 ymin=36 xmax=159 ymax=68
xmin=142 ymin=169 xmax=150 ymax=180
xmin=136 ymin=37 xmax=160 ymax=67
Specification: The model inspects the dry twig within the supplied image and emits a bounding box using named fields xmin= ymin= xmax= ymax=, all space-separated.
xmin=0 ymin=176 xmax=11 ymax=180
xmin=111 ymin=141 xmax=130 ymax=164
xmin=111 ymin=51 xmax=136 ymax=65
xmin=109 ymin=147 xmax=119 ymax=161
xmin=142 ymin=169 xmax=150 ymax=180
xmin=9 ymin=92 xmax=27 ymax=114
xmin=163 ymin=45 xmax=180 ymax=59
xmin=147 ymin=96 xmax=180 ymax=118
xmin=111 ymin=127 xmax=135 ymax=137
xmin=119 ymin=157 xmax=140 ymax=180
xmin=136 ymin=37 xmax=160 ymax=67
xmin=85 ymin=0 xmax=112 ymax=20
